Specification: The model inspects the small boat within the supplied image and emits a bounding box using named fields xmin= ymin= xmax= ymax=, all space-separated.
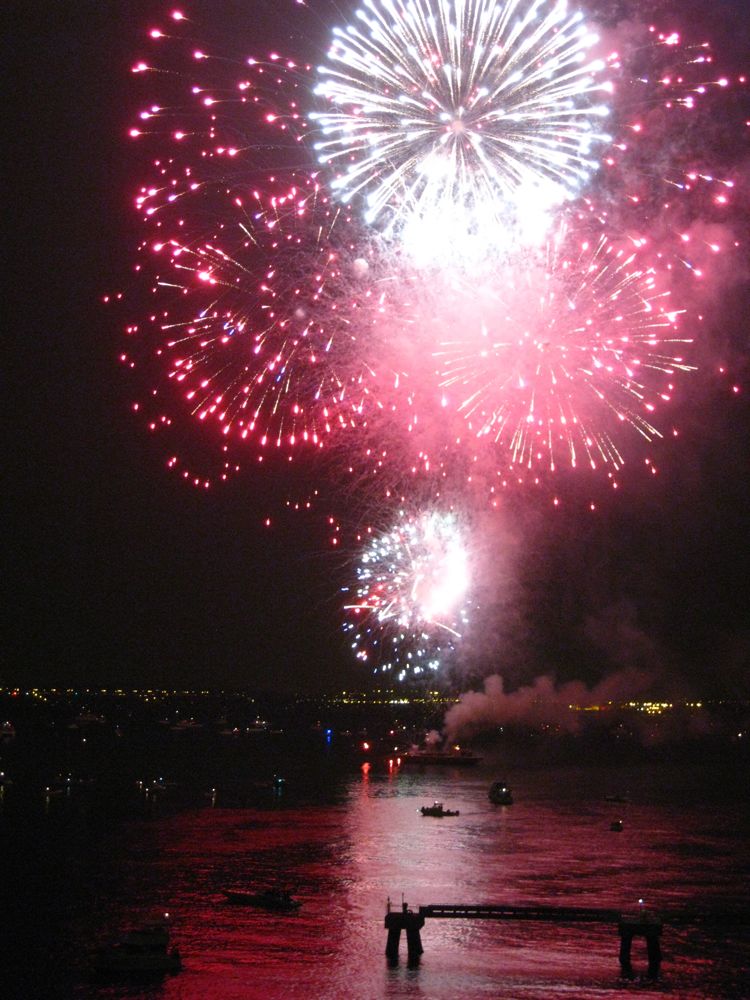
xmin=56 ymin=772 xmax=96 ymax=789
xmin=488 ymin=781 xmax=513 ymax=805
xmin=610 ymin=819 xmax=624 ymax=832
xmin=605 ymin=794 xmax=630 ymax=804
xmin=93 ymin=921 xmax=181 ymax=976
xmin=222 ymin=888 xmax=301 ymax=911
xmin=73 ymin=712 xmax=107 ymax=727
xmin=420 ymin=801 xmax=460 ymax=817
xmin=169 ymin=718 xmax=203 ymax=733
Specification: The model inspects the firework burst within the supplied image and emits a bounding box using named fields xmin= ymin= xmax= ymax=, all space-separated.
xmin=433 ymin=227 xmax=691 ymax=471
xmin=125 ymin=165 xmax=401 ymax=459
xmin=312 ymin=0 xmax=612 ymax=256
xmin=342 ymin=508 xmax=472 ymax=679
xmin=121 ymin=7 xmax=745 ymax=515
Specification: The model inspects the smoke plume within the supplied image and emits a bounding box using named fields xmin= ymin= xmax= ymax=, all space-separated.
xmin=443 ymin=668 xmax=654 ymax=740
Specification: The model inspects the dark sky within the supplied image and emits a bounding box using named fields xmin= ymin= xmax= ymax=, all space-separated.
xmin=4 ymin=1 xmax=750 ymax=695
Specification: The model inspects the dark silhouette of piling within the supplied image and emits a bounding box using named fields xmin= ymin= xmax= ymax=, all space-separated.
xmin=618 ymin=915 xmax=662 ymax=979
xmin=384 ymin=900 xmax=425 ymax=965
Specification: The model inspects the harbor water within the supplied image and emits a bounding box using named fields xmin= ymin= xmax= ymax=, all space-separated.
xmin=2 ymin=743 xmax=748 ymax=999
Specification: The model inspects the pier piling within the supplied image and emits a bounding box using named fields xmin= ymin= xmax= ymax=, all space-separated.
xmin=384 ymin=901 xmax=425 ymax=964
xmin=618 ymin=916 xmax=662 ymax=979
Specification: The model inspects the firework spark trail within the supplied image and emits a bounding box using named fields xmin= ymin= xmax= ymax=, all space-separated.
xmin=583 ymin=25 xmax=739 ymax=277
xmin=312 ymin=0 xmax=611 ymax=257
xmin=342 ymin=508 xmax=472 ymax=678
xmin=130 ymin=22 xmax=312 ymax=167
xmin=125 ymin=21 xmax=414 ymax=466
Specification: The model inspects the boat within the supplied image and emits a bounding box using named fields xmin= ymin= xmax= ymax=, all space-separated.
xmin=93 ymin=921 xmax=181 ymax=976
xmin=222 ymin=888 xmax=301 ymax=911
xmin=488 ymin=781 xmax=513 ymax=805
xmin=72 ymin=712 xmax=107 ymax=728
xmin=402 ymin=746 xmax=482 ymax=766
xmin=610 ymin=819 xmax=624 ymax=832
xmin=420 ymin=801 xmax=460 ymax=817
xmin=605 ymin=794 xmax=630 ymax=804
xmin=56 ymin=772 xmax=96 ymax=789
xmin=169 ymin=718 xmax=203 ymax=733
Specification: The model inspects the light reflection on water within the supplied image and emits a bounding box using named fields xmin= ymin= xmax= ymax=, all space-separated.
xmin=4 ymin=752 xmax=749 ymax=999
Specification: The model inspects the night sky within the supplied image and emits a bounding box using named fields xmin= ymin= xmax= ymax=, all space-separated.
xmin=5 ymin=0 xmax=750 ymax=695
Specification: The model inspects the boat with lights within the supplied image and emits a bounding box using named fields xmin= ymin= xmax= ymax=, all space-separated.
xmin=488 ymin=781 xmax=513 ymax=805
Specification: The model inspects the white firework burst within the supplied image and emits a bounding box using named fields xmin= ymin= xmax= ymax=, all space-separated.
xmin=312 ymin=0 xmax=611 ymax=257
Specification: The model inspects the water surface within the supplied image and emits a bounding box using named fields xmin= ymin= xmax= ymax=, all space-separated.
xmin=2 ymin=747 xmax=748 ymax=999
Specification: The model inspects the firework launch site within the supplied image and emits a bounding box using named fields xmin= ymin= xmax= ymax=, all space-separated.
xmin=2 ymin=686 xmax=748 ymax=799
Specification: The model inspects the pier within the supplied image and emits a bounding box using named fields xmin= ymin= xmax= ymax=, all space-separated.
xmin=385 ymin=900 xmax=663 ymax=978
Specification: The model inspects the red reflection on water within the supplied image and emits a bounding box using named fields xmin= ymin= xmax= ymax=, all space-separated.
xmin=70 ymin=760 xmax=750 ymax=1000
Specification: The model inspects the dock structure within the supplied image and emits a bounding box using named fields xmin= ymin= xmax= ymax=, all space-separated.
xmin=385 ymin=900 xmax=663 ymax=978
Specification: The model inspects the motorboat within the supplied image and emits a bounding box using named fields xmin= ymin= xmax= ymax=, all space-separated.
xmin=610 ymin=819 xmax=624 ymax=832
xmin=488 ymin=781 xmax=513 ymax=805
xmin=93 ymin=921 xmax=181 ymax=976
xmin=222 ymin=888 xmax=301 ymax=911
xmin=420 ymin=801 xmax=460 ymax=817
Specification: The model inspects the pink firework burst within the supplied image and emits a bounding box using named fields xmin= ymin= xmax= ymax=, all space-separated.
xmin=131 ymin=172 xmax=390 ymax=451
xmin=322 ymin=227 xmax=691 ymax=503
xmin=433 ymin=228 xmax=690 ymax=472
xmin=124 ymin=16 xmax=401 ymax=465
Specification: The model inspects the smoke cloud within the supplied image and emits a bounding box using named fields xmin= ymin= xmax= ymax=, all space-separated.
xmin=443 ymin=668 xmax=655 ymax=741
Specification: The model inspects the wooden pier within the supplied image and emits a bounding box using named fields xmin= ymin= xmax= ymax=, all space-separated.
xmin=385 ymin=899 xmax=663 ymax=978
